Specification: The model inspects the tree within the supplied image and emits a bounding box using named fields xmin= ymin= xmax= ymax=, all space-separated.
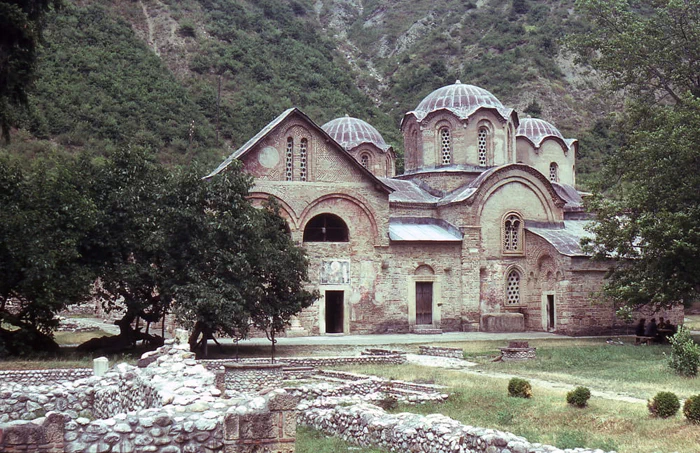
xmin=567 ymin=0 xmax=700 ymax=104
xmin=567 ymin=0 xmax=700 ymax=309
xmin=0 ymin=152 xmax=98 ymax=355
xmin=0 ymin=0 xmax=60 ymax=142
xmin=170 ymin=166 xmax=318 ymax=358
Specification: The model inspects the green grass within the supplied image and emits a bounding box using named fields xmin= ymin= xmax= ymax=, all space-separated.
xmin=684 ymin=314 xmax=700 ymax=331
xmin=53 ymin=329 xmax=114 ymax=346
xmin=297 ymin=426 xmax=388 ymax=453
xmin=332 ymin=363 xmax=700 ymax=453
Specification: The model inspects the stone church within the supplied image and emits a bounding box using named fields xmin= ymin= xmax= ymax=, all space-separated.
xmin=207 ymin=81 xmax=679 ymax=336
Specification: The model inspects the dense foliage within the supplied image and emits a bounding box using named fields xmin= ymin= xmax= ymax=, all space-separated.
xmin=683 ymin=394 xmax=700 ymax=423
xmin=0 ymin=149 xmax=316 ymax=357
xmin=0 ymin=152 xmax=98 ymax=355
xmin=566 ymin=386 xmax=591 ymax=408
xmin=668 ymin=326 xmax=700 ymax=377
xmin=569 ymin=0 xmax=700 ymax=309
xmin=0 ymin=0 xmax=60 ymax=142
xmin=507 ymin=377 xmax=532 ymax=398
xmin=647 ymin=392 xmax=680 ymax=418
xmin=15 ymin=4 xmax=218 ymax=161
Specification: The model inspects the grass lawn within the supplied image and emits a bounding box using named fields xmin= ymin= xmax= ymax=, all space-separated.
xmin=684 ymin=314 xmax=700 ymax=331
xmin=462 ymin=338 xmax=700 ymax=400
xmin=333 ymin=362 xmax=700 ymax=453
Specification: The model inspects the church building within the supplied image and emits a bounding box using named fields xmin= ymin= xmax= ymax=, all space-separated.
xmin=207 ymin=81 xmax=681 ymax=336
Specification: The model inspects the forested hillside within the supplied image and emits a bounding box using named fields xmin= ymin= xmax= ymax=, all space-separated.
xmin=2 ymin=0 xmax=617 ymax=186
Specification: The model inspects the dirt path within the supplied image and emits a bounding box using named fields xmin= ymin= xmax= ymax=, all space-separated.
xmin=405 ymin=354 xmax=648 ymax=404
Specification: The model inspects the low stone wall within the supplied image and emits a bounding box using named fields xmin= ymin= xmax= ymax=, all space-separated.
xmin=224 ymin=362 xmax=284 ymax=394
xmin=0 ymin=366 xmax=159 ymax=422
xmin=0 ymin=335 xmax=300 ymax=453
xmin=0 ymin=412 xmax=66 ymax=453
xmin=419 ymin=345 xmax=464 ymax=359
xmin=199 ymin=353 xmax=406 ymax=372
xmin=299 ymin=402 xmax=613 ymax=453
xmin=0 ymin=368 xmax=93 ymax=385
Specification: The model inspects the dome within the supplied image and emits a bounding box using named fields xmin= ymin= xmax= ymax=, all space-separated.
xmin=406 ymin=80 xmax=513 ymax=123
xmin=517 ymin=118 xmax=569 ymax=148
xmin=322 ymin=115 xmax=391 ymax=152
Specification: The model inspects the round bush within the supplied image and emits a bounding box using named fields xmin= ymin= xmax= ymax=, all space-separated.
xmin=647 ymin=392 xmax=680 ymax=418
xmin=508 ymin=377 xmax=532 ymax=398
xmin=566 ymin=386 xmax=591 ymax=408
xmin=683 ymin=394 xmax=700 ymax=424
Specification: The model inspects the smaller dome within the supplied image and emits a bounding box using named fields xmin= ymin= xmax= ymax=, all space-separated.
xmin=322 ymin=115 xmax=391 ymax=152
xmin=406 ymin=81 xmax=513 ymax=123
xmin=517 ymin=118 xmax=567 ymax=148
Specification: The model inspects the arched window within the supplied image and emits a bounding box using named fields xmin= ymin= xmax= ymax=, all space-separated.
xmin=303 ymin=214 xmax=349 ymax=242
xmin=478 ymin=127 xmax=489 ymax=166
xmin=503 ymin=213 xmax=522 ymax=253
xmin=285 ymin=137 xmax=294 ymax=181
xmin=549 ymin=162 xmax=558 ymax=182
xmin=440 ymin=127 xmax=452 ymax=165
xmin=300 ymin=138 xmax=308 ymax=181
xmin=360 ymin=153 xmax=370 ymax=169
xmin=506 ymin=269 xmax=521 ymax=305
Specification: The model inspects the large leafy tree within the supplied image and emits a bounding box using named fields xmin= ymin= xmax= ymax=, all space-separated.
xmin=567 ymin=0 xmax=700 ymax=308
xmin=0 ymin=152 xmax=98 ymax=355
xmin=170 ymin=167 xmax=318 ymax=357
xmin=0 ymin=0 xmax=60 ymax=142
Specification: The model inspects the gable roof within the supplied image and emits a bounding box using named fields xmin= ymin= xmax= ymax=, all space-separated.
xmin=204 ymin=108 xmax=394 ymax=194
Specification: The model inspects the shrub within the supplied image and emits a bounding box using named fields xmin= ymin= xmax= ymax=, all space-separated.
xmin=647 ymin=392 xmax=680 ymax=418
xmin=683 ymin=395 xmax=700 ymax=424
xmin=668 ymin=326 xmax=700 ymax=377
xmin=566 ymin=386 xmax=591 ymax=408
xmin=508 ymin=377 xmax=532 ymax=398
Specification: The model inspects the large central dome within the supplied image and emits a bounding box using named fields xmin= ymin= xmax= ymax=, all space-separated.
xmin=407 ymin=81 xmax=512 ymax=122
xmin=322 ymin=115 xmax=391 ymax=152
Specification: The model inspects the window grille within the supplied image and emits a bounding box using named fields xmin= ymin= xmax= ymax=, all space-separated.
xmin=285 ymin=137 xmax=294 ymax=181
xmin=300 ymin=138 xmax=308 ymax=181
xmin=478 ymin=128 xmax=488 ymax=166
xmin=549 ymin=162 xmax=558 ymax=182
xmin=440 ymin=128 xmax=451 ymax=165
xmin=504 ymin=214 xmax=521 ymax=252
xmin=506 ymin=270 xmax=521 ymax=305
xmin=361 ymin=154 xmax=369 ymax=168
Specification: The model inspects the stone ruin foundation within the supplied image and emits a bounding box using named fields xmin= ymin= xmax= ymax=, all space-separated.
xmin=0 ymin=338 xmax=615 ymax=453
xmin=499 ymin=341 xmax=537 ymax=361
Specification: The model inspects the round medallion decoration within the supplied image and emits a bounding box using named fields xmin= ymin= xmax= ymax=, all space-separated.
xmin=258 ymin=146 xmax=280 ymax=168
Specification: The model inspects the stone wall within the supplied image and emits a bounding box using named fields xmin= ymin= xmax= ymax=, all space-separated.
xmin=0 ymin=368 xmax=93 ymax=385
xmin=418 ymin=345 xmax=464 ymax=359
xmin=0 ymin=337 xmax=299 ymax=453
xmin=0 ymin=412 xmax=66 ymax=453
xmin=224 ymin=362 xmax=284 ymax=394
xmin=299 ymin=402 xmax=613 ymax=453
xmin=198 ymin=353 xmax=406 ymax=372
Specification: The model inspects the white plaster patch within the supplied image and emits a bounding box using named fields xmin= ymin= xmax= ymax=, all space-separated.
xmin=258 ymin=146 xmax=280 ymax=168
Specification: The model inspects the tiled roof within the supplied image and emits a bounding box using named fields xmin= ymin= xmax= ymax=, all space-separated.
xmin=517 ymin=117 xmax=577 ymax=150
xmin=322 ymin=116 xmax=391 ymax=152
xmin=389 ymin=218 xmax=462 ymax=242
xmin=379 ymin=178 xmax=440 ymax=204
xmin=526 ymin=220 xmax=593 ymax=256
xmin=405 ymin=81 xmax=514 ymax=123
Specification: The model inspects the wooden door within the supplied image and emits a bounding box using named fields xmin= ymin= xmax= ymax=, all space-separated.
xmin=416 ymin=282 xmax=433 ymax=325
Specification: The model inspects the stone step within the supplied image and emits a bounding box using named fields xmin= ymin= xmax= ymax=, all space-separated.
xmin=411 ymin=328 xmax=443 ymax=334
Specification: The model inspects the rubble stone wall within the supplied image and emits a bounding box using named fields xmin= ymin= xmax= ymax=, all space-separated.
xmin=0 ymin=368 xmax=92 ymax=385
xmin=299 ymin=402 xmax=613 ymax=453
xmin=418 ymin=345 xmax=464 ymax=359
xmin=199 ymin=353 xmax=406 ymax=371
xmin=0 ymin=338 xmax=299 ymax=453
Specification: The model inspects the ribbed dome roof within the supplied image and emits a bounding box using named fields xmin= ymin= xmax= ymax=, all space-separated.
xmin=517 ymin=118 xmax=567 ymax=148
xmin=407 ymin=81 xmax=513 ymax=122
xmin=322 ymin=115 xmax=391 ymax=152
